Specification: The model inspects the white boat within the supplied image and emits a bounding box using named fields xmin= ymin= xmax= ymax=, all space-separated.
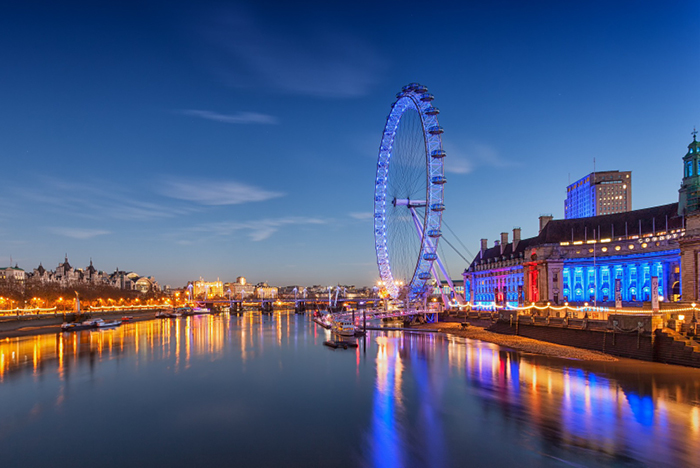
xmin=61 ymin=320 xmax=98 ymax=331
xmin=94 ymin=318 xmax=122 ymax=328
xmin=332 ymin=320 xmax=356 ymax=337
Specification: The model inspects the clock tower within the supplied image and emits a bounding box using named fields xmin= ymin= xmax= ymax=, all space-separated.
xmin=679 ymin=128 xmax=700 ymax=216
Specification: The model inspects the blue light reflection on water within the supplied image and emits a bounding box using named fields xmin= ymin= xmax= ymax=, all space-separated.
xmin=0 ymin=314 xmax=700 ymax=467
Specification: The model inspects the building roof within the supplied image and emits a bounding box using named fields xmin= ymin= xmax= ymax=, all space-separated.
xmin=538 ymin=202 xmax=681 ymax=244
xmin=469 ymin=202 xmax=682 ymax=270
xmin=472 ymin=235 xmax=539 ymax=265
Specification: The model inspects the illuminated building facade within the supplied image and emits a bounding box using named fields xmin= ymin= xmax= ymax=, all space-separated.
xmin=465 ymin=205 xmax=682 ymax=306
xmin=255 ymin=283 xmax=278 ymax=299
xmin=224 ymin=276 xmax=256 ymax=299
xmin=193 ymin=279 xmax=223 ymax=299
xmin=464 ymin=137 xmax=700 ymax=307
xmin=565 ymin=171 xmax=632 ymax=219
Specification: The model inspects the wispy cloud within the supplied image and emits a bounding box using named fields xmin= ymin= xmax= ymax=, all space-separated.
xmin=443 ymin=141 xmax=516 ymax=175
xmin=24 ymin=177 xmax=194 ymax=221
xmin=50 ymin=228 xmax=110 ymax=239
xmin=349 ymin=212 xmax=373 ymax=220
xmin=180 ymin=109 xmax=278 ymax=125
xmin=158 ymin=177 xmax=284 ymax=206
xmin=182 ymin=216 xmax=325 ymax=241
xmin=201 ymin=7 xmax=385 ymax=98
xmin=444 ymin=156 xmax=474 ymax=174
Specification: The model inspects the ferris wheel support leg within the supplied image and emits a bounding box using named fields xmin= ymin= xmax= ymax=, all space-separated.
xmin=408 ymin=207 xmax=453 ymax=310
xmin=433 ymin=253 xmax=465 ymax=305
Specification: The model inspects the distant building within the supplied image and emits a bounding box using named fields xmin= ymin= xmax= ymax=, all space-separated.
xmin=134 ymin=276 xmax=159 ymax=294
xmin=0 ymin=265 xmax=26 ymax=283
xmin=224 ymin=277 xmax=255 ymax=299
xmin=255 ymin=282 xmax=278 ymax=299
xmin=193 ymin=279 xmax=223 ymax=299
xmin=25 ymin=257 xmax=156 ymax=293
xmin=565 ymin=171 xmax=631 ymax=219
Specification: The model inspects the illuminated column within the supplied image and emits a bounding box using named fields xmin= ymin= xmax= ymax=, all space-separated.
xmin=659 ymin=262 xmax=667 ymax=301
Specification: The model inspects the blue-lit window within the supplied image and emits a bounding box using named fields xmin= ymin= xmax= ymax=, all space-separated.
xmin=686 ymin=160 xmax=693 ymax=177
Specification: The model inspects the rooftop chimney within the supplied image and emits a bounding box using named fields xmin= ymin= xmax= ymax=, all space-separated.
xmin=539 ymin=215 xmax=553 ymax=233
xmin=512 ymin=227 xmax=521 ymax=251
xmin=500 ymin=232 xmax=508 ymax=254
xmin=480 ymin=238 xmax=488 ymax=257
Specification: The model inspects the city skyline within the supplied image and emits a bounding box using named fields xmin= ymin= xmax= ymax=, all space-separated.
xmin=1 ymin=1 xmax=698 ymax=287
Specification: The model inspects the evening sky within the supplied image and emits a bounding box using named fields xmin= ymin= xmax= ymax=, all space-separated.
xmin=1 ymin=0 xmax=698 ymax=288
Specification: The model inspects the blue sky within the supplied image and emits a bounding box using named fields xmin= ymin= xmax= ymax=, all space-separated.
xmin=1 ymin=1 xmax=698 ymax=288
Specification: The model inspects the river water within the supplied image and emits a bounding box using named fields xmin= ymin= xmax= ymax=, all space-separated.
xmin=1 ymin=312 xmax=699 ymax=467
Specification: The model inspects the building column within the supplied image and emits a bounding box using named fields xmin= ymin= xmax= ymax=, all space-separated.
xmin=629 ymin=263 xmax=636 ymax=302
xmin=659 ymin=262 xmax=667 ymax=302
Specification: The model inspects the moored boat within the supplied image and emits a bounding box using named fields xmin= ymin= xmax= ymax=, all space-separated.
xmin=61 ymin=319 xmax=98 ymax=331
xmin=331 ymin=320 xmax=356 ymax=337
xmin=323 ymin=339 xmax=359 ymax=349
xmin=94 ymin=318 xmax=122 ymax=328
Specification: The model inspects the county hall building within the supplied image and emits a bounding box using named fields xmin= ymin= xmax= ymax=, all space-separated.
xmin=463 ymin=134 xmax=700 ymax=307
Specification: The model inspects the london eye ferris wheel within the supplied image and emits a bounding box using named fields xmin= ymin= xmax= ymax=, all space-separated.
xmin=373 ymin=83 xmax=447 ymax=303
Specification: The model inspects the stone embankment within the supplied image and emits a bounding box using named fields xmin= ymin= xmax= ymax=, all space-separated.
xmin=413 ymin=321 xmax=618 ymax=361
xmin=0 ymin=309 xmax=159 ymax=339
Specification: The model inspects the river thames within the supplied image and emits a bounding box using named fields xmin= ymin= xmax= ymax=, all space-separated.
xmin=1 ymin=311 xmax=699 ymax=467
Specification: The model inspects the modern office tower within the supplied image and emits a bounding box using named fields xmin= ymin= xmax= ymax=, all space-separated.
xmin=565 ymin=171 xmax=632 ymax=219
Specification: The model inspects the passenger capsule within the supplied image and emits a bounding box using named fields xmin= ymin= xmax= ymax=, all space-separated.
xmin=420 ymin=93 xmax=434 ymax=102
xmin=427 ymin=229 xmax=442 ymax=238
xmin=428 ymin=126 xmax=444 ymax=135
xmin=396 ymin=92 xmax=407 ymax=99
xmin=424 ymin=106 xmax=439 ymax=115
xmin=423 ymin=252 xmax=438 ymax=261
xmin=418 ymin=272 xmax=432 ymax=280
xmin=414 ymin=84 xmax=428 ymax=93
xmin=431 ymin=150 xmax=446 ymax=158
xmin=431 ymin=175 xmax=447 ymax=185
xmin=430 ymin=203 xmax=445 ymax=212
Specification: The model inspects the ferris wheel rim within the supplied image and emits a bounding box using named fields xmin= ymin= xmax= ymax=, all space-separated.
xmin=373 ymin=83 xmax=445 ymax=300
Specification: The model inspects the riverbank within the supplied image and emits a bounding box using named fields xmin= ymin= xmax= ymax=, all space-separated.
xmin=412 ymin=321 xmax=618 ymax=361
xmin=0 ymin=309 xmax=160 ymax=339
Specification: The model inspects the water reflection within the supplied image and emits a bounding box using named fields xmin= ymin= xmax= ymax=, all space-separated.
xmin=0 ymin=313 xmax=270 ymax=381
xmin=363 ymin=332 xmax=700 ymax=466
xmin=1 ymin=313 xmax=700 ymax=467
